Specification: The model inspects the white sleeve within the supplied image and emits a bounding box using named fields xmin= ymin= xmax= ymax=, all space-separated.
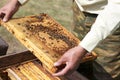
xmin=79 ymin=0 xmax=120 ymax=52
xmin=18 ymin=0 xmax=28 ymax=5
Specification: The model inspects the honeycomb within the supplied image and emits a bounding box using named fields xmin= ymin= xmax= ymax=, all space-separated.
xmin=1 ymin=13 xmax=97 ymax=73
xmin=16 ymin=13 xmax=79 ymax=54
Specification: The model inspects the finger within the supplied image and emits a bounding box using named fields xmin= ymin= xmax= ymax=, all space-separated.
xmin=54 ymin=62 xmax=62 ymax=67
xmin=54 ymin=57 xmax=67 ymax=73
xmin=0 ymin=12 xmax=3 ymax=18
xmin=54 ymin=57 xmax=66 ymax=67
xmin=0 ymin=12 xmax=5 ymax=19
xmin=3 ymin=11 xmax=12 ymax=22
xmin=53 ymin=62 xmax=71 ymax=77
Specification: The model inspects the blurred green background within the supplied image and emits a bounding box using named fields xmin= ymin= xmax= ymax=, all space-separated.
xmin=0 ymin=0 xmax=73 ymax=54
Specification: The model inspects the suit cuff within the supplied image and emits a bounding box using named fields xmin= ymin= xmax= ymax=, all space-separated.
xmin=18 ymin=0 xmax=28 ymax=5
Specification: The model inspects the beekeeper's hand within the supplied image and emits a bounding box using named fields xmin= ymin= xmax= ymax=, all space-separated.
xmin=0 ymin=0 xmax=21 ymax=22
xmin=53 ymin=45 xmax=87 ymax=76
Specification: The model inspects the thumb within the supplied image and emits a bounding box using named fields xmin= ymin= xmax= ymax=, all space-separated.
xmin=54 ymin=56 xmax=67 ymax=67
xmin=3 ymin=12 xmax=11 ymax=22
xmin=54 ymin=59 xmax=64 ymax=67
xmin=54 ymin=57 xmax=67 ymax=73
